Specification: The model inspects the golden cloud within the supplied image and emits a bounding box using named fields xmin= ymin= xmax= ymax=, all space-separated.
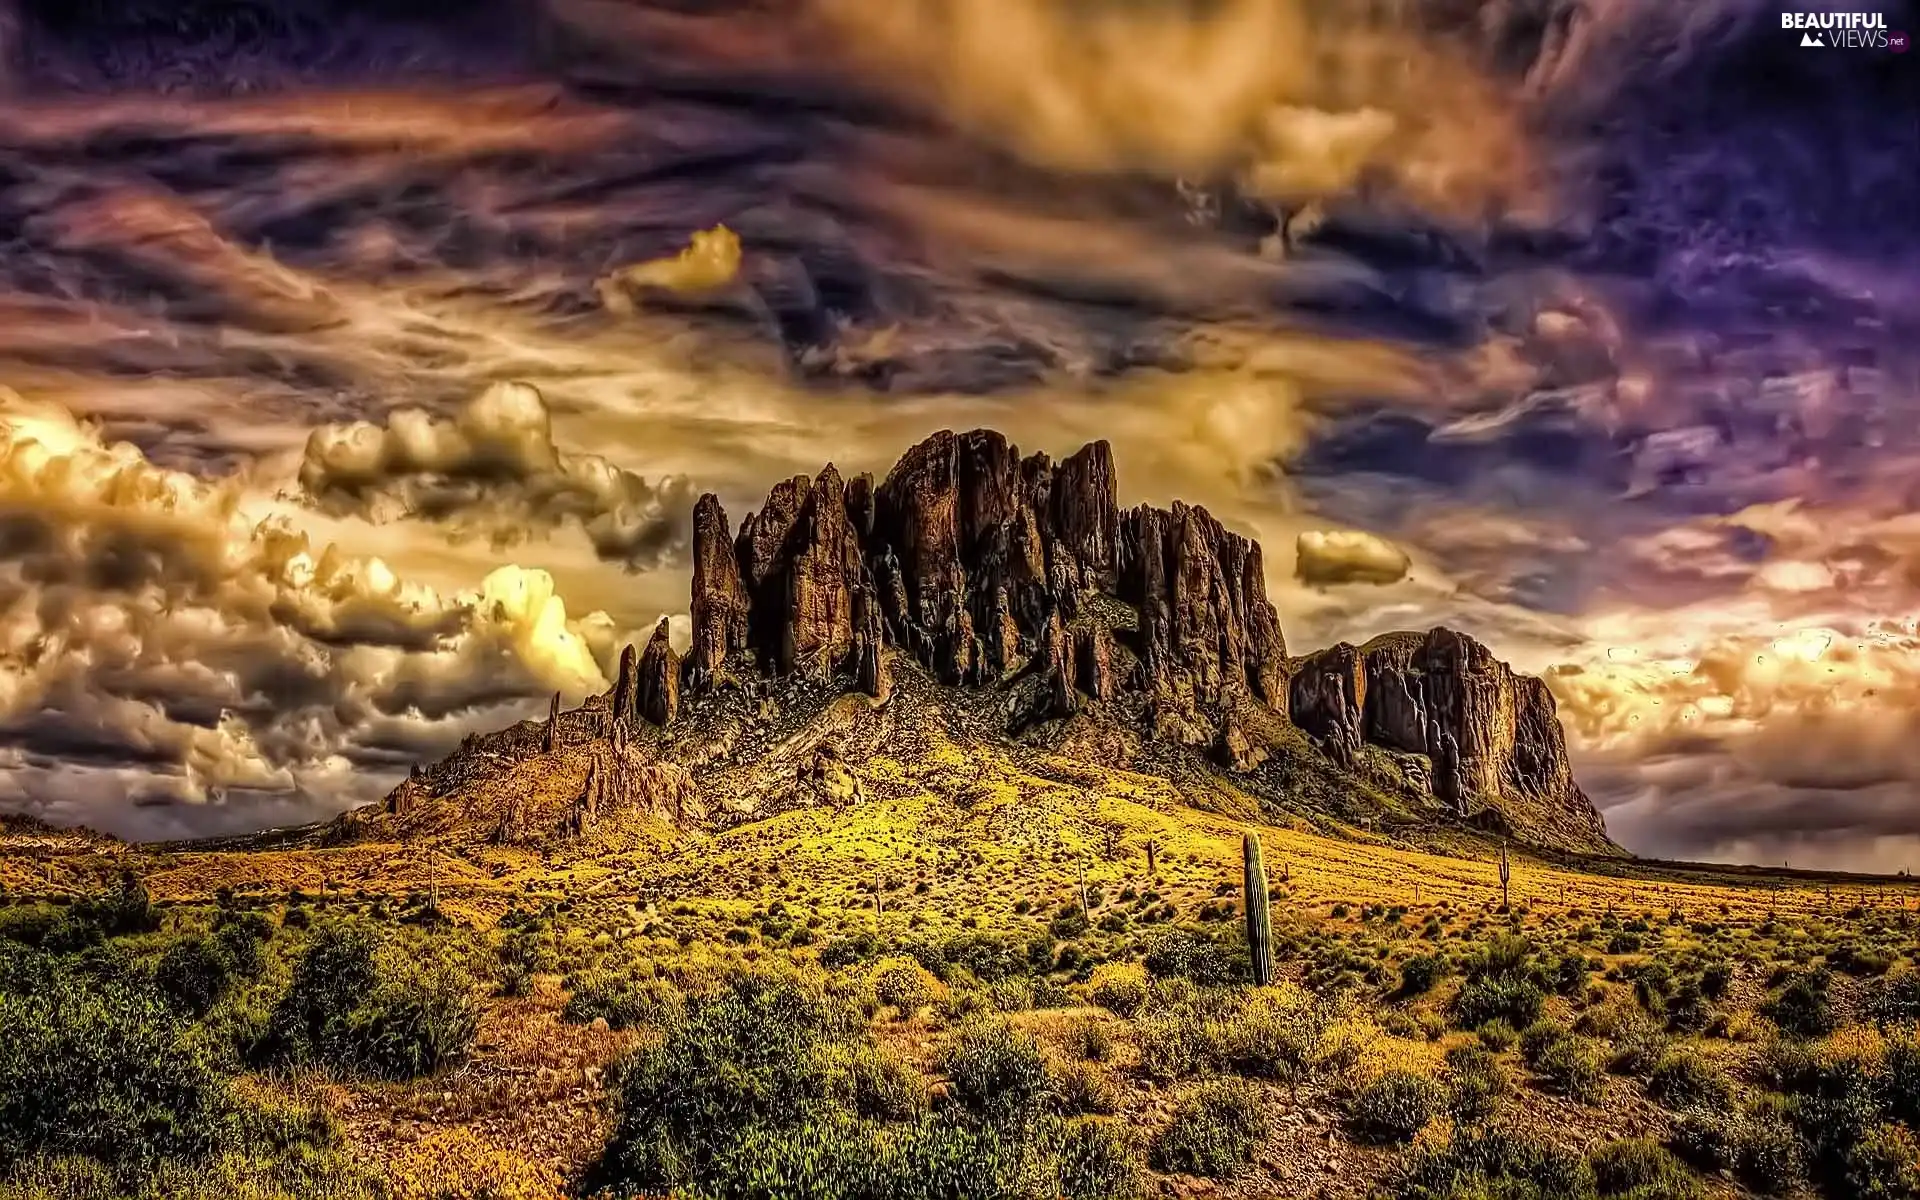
xmin=0 ymin=388 xmax=633 ymax=834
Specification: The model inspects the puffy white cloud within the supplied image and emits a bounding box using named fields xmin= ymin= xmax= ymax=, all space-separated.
xmin=0 ymin=389 xmax=628 ymax=838
xmin=299 ymin=381 xmax=699 ymax=569
xmin=1293 ymin=529 xmax=1411 ymax=587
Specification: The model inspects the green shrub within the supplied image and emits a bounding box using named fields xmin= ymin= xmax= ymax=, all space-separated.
xmin=563 ymin=970 xmax=684 ymax=1031
xmin=1885 ymin=1034 xmax=1920 ymax=1127
xmin=1646 ymin=1050 xmax=1733 ymax=1112
xmin=154 ymin=937 xmax=233 ymax=1018
xmin=1050 ymin=1060 xmax=1121 ymax=1116
xmin=942 ymin=1017 xmax=1050 ymax=1127
xmin=1050 ymin=1118 xmax=1142 ymax=1200
xmin=1847 ymin=1123 xmax=1920 ymax=1200
xmin=1589 ymin=1138 xmax=1698 ymax=1199
xmin=1765 ymin=969 xmax=1835 ymax=1039
xmin=1452 ymin=977 xmax=1545 ymax=1030
xmin=1394 ymin=1124 xmax=1590 ymax=1200
xmin=1135 ymin=1007 xmax=1215 ymax=1082
xmin=1151 ymin=1080 xmax=1267 ymax=1179
xmin=1519 ymin=1019 xmax=1569 ymax=1065
xmin=209 ymin=918 xmax=268 ymax=980
xmin=1443 ymin=1044 xmax=1508 ymax=1122
xmin=0 ymin=978 xmax=232 ymax=1179
xmin=1143 ymin=931 xmax=1239 ymax=987
xmin=1398 ymin=954 xmax=1445 ymax=996
xmin=75 ymin=872 xmax=158 ymax=938
xmin=1732 ymin=1104 xmax=1804 ymax=1194
xmin=351 ymin=958 xmax=480 ymax=1080
xmin=1605 ymin=1012 xmax=1670 ymax=1077
xmin=824 ymin=1041 xmax=926 ymax=1121
xmin=1061 ymin=1015 xmax=1114 ymax=1063
xmin=0 ymin=906 xmax=59 ymax=950
xmin=1532 ymin=1036 xmax=1606 ymax=1103
xmin=1088 ymin=967 xmax=1149 ymax=1017
xmin=255 ymin=924 xmax=477 ymax=1080
xmin=875 ymin=963 xmax=937 ymax=1016
xmin=585 ymin=970 xmax=840 ymax=1195
xmin=1475 ymin=1019 xmax=1518 ymax=1052
xmin=1350 ymin=1070 xmax=1445 ymax=1144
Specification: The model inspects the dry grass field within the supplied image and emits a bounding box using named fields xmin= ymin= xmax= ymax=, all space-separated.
xmin=7 ymin=749 xmax=1920 ymax=1200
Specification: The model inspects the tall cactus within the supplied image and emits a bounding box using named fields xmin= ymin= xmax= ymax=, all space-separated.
xmin=1498 ymin=839 xmax=1510 ymax=912
xmin=1243 ymin=831 xmax=1273 ymax=986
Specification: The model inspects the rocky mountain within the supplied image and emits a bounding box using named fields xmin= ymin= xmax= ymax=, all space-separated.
xmin=342 ymin=429 xmax=1614 ymax=855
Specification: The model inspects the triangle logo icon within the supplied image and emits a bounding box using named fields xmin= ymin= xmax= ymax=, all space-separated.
xmin=1801 ymin=31 xmax=1824 ymax=45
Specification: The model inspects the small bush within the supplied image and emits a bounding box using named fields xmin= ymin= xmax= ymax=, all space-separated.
xmin=1061 ymin=1015 xmax=1114 ymax=1063
xmin=1519 ymin=1019 xmax=1569 ymax=1065
xmin=1848 ymin=1123 xmax=1920 ymax=1200
xmin=1398 ymin=954 xmax=1445 ymax=996
xmin=1452 ymin=977 xmax=1545 ymax=1030
xmin=1051 ymin=1118 xmax=1143 ymax=1200
xmin=1533 ymin=1036 xmax=1606 ymax=1103
xmin=564 ymin=971 xmax=685 ymax=1031
xmin=1088 ymin=963 xmax=1149 ymax=1017
xmin=1443 ymin=1044 xmax=1508 ymax=1122
xmin=1765 ymin=969 xmax=1835 ymax=1039
xmin=1605 ymin=1012 xmax=1671 ymax=1077
xmin=1589 ymin=1138 xmax=1698 ymax=1199
xmin=1151 ymin=1080 xmax=1267 ymax=1179
xmin=1476 ymin=1019 xmax=1518 ymax=1052
xmin=1050 ymin=1060 xmax=1121 ymax=1116
xmin=1394 ymin=1125 xmax=1590 ymax=1200
xmin=1143 ymin=931 xmax=1239 ymax=987
xmin=942 ymin=1017 xmax=1050 ymax=1127
xmin=1350 ymin=1070 xmax=1445 ymax=1144
xmin=1647 ymin=1050 xmax=1733 ymax=1112
xmin=256 ymin=925 xmax=477 ymax=1079
xmin=873 ymin=961 xmax=942 ymax=1016
xmin=153 ymin=936 xmax=233 ymax=1018
xmin=824 ymin=1041 xmax=926 ymax=1121
xmin=0 ymin=979 xmax=234 ymax=1177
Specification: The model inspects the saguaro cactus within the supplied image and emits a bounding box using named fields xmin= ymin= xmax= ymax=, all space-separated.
xmin=1243 ymin=832 xmax=1273 ymax=986
xmin=1146 ymin=841 xmax=1158 ymax=877
xmin=1498 ymin=840 xmax=1510 ymax=912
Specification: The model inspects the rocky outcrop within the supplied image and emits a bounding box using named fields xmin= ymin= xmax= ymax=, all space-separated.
xmin=681 ymin=429 xmax=1288 ymax=740
xmin=1288 ymin=629 xmax=1603 ymax=847
xmin=1120 ymin=501 xmax=1288 ymax=742
xmin=372 ymin=427 xmax=1606 ymax=853
xmin=636 ymin=619 xmax=680 ymax=727
xmin=610 ymin=644 xmax=639 ymax=726
xmin=688 ymin=493 xmax=748 ymax=686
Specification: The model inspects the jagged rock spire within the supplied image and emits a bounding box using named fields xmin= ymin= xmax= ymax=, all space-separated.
xmin=637 ymin=618 xmax=680 ymax=726
xmin=542 ymin=692 xmax=560 ymax=753
xmin=610 ymin=643 xmax=638 ymax=725
xmin=689 ymin=493 xmax=747 ymax=684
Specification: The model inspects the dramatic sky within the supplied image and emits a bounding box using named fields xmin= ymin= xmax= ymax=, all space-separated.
xmin=0 ymin=0 xmax=1916 ymax=868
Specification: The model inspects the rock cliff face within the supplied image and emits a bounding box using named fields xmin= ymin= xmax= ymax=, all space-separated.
xmin=1288 ymin=629 xmax=1604 ymax=849
xmin=679 ymin=429 xmax=1288 ymax=736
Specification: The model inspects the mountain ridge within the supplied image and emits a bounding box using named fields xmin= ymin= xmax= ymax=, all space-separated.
xmin=342 ymin=428 xmax=1615 ymax=855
